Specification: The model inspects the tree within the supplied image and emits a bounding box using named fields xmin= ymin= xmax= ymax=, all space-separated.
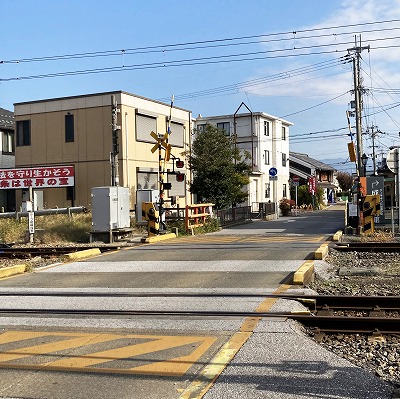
xmin=292 ymin=185 xmax=324 ymax=209
xmin=335 ymin=171 xmax=353 ymax=193
xmin=188 ymin=124 xmax=251 ymax=209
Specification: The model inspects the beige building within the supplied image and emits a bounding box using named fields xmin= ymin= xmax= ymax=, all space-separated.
xmin=13 ymin=91 xmax=192 ymax=210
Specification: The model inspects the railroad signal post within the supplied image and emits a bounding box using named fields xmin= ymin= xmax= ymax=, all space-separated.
xmin=146 ymin=97 xmax=183 ymax=238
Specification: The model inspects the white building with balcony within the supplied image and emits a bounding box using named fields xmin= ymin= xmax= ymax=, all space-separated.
xmin=195 ymin=107 xmax=292 ymax=212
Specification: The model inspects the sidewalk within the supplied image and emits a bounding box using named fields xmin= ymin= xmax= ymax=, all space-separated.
xmin=203 ymin=299 xmax=393 ymax=399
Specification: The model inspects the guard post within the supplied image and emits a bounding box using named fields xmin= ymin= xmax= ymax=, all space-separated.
xmin=142 ymin=202 xmax=159 ymax=237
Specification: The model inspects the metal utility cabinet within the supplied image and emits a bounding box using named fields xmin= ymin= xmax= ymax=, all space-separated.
xmin=91 ymin=186 xmax=131 ymax=242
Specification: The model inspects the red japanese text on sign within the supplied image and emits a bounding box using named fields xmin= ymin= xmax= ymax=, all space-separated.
xmin=0 ymin=166 xmax=74 ymax=189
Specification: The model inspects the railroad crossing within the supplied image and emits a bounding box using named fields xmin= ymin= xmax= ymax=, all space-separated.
xmin=0 ymin=204 xmax=392 ymax=399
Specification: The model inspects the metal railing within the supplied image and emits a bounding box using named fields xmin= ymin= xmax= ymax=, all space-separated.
xmin=217 ymin=206 xmax=251 ymax=227
xmin=0 ymin=206 xmax=87 ymax=220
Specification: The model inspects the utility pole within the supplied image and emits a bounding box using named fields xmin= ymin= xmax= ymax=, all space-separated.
xmin=111 ymin=95 xmax=120 ymax=186
xmin=347 ymin=35 xmax=370 ymax=234
xmin=368 ymin=125 xmax=382 ymax=175
xmin=347 ymin=35 xmax=370 ymax=178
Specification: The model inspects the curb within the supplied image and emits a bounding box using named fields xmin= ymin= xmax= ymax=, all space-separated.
xmin=0 ymin=248 xmax=103 ymax=279
xmin=0 ymin=264 xmax=26 ymax=279
xmin=333 ymin=230 xmax=343 ymax=241
xmin=314 ymin=243 xmax=329 ymax=260
xmin=293 ymin=260 xmax=315 ymax=285
xmin=141 ymin=233 xmax=177 ymax=243
xmin=64 ymin=248 xmax=101 ymax=260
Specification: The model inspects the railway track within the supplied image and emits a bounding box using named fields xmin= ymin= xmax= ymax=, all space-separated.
xmin=0 ymin=292 xmax=399 ymax=335
xmin=334 ymin=241 xmax=400 ymax=252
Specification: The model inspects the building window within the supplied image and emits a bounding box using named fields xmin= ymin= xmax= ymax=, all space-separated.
xmin=264 ymin=150 xmax=270 ymax=165
xmin=282 ymin=153 xmax=287 ymax=167
xmin=65 ymin=114 xmax=74 ymax=143
xmin=197 ymin=124 xmax=206 ymax=133
xmin=2 ymin=131 xmax=14 ymax=154
xmin=16 ymin=120 xmax=31 ymax=146
xmin=265 ymin=183 xmax=270 ymax=198
xmin=169 ymin=121 xmax=184 ymax=147
xmin=282 ymin=126 xmax=287 ymax=140
xmin=217 ymin=122 xmax=230 ymax=136
xmin=283 ymin=184 xmax=287 ymax=198
xmin=136 ymin=113 xmax=157 ymax=142
xmin=264 ymin=121 xmax=270 ymax=136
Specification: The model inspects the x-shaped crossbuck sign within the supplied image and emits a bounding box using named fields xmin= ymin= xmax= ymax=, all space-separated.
xmin=150 ymin=131 xmax=171 ymax=161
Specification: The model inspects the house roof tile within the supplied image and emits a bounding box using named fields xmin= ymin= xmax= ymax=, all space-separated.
xmin=0 ymin=108 xmax=14 ymax=129
xmin=289 ymin=151 xmax=336 ymax=171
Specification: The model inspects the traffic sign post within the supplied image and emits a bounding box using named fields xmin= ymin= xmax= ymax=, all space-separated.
xmin=269 ymin=167 xmax=278 ymax=219
xmin=386 ymin=148 xmax=400 ymax=230
xmin=292 ymin=176 xmax=300 ymax=215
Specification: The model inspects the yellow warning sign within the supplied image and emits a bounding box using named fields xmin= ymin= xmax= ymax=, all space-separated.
xmin=0 ymin=331 xmax=217 ymax=376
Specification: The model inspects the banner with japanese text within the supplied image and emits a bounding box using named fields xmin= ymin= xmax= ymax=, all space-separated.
xmin=0 ymin=166 xmax=74 ymax=190
xmin=307 ymin=176 xmax=316 ymax=195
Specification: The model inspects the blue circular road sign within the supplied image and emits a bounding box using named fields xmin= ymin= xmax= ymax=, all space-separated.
xmin=269 ymin=167 xmax=278 ymax=177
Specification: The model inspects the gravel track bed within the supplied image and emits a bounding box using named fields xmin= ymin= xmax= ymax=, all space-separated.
xmin=308 ymin=248 xmax=400 ymax=391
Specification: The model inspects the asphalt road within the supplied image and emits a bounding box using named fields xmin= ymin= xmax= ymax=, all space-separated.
xmin=0 ymin=204 xmax=346 ymax=399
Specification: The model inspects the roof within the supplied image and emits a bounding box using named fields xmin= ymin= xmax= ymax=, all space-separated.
xmin=14 ymin=90 xmax=191 ymax=113
xmin=196 ymin=111 xmax=293 ymax=126
xmin=289 ymin=152 xmax=336 ymax=171
xmin=0 ymin=108 xmax=14 ymax=130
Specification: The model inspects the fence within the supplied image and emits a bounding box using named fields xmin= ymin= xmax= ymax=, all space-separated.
xmin=185 ymin=203 xmax=214 ymax=231
xmin=217 ymin=206 xmax=251 ymax=227
xmin=162 ymin=202 xmax=276 ymax=229
xmin=257 ymin=202 xmax=276 ymax=217
xmin=0 ymin=206 xmax=87 ymax=220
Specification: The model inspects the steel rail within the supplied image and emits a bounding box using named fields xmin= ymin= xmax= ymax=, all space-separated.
xmin=0 ymin=292 xmax=398 ymax=311
xmin=334 ymin=242 xmax=400 ymax=252
xmin=0 ymin=245 xmax=121 ymax=258
xmin=0 ymin=308 xmax=399 ymax=334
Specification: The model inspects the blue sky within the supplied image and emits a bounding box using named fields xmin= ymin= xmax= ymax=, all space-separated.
xmin=1 ymin=0 xmax=400 ymax=173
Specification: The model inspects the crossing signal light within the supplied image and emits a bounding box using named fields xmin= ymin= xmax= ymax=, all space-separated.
xmin=176 ymin=172 xmax=185 ymax=182
xmin=176 ymin=160 xmax=184 ymax=168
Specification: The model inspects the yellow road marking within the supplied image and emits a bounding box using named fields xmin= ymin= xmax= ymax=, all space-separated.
xmin=241 ymin=235 xmax=324 ymax=243
xmin=167 ymin=235 xmax=325 ymax=244
xmin=0 ymin=331 xmax=216 ymax=376
xmin=179 ymin=276 xmax=293 ymax=399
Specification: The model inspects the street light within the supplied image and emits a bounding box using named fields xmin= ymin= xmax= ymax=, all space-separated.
xmin=361 ymin=153 xmax=368 ymax=176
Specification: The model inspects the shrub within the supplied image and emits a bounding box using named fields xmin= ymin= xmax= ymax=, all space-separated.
xmin=0 ymin=213 xmax=92 ymax=244
xmin=166 ymin=216 xmax=220 ymax=236
xmin=279 ymin=198 xmax=295 ymax=216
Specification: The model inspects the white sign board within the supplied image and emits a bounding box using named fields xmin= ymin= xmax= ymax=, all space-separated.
xmin=386 ymin=148 xmax=398 ymax=174
xmin=28 ymin=212 xmax=35 ymax=234
xmin=348 ymin=203 xmax=358 ymax=217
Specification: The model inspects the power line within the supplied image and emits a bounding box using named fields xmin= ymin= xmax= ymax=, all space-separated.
xmin=2 ymin=19 xmax=399 ymax=64
xmin=159 ymin=59 xmax=344 ymax=102
xmin=280 ymin=92 xmax=349 ymax=118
